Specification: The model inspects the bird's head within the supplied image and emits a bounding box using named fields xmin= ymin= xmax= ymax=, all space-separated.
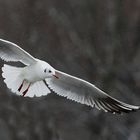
xmin=43 ymin=66 xmax=58 ymax=79
xmin=39 ymin=60 xmax=59 ymax=79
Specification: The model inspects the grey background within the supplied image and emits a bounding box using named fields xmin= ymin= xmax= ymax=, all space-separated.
xmin=0 ymin=0 xmax=140 ymax=140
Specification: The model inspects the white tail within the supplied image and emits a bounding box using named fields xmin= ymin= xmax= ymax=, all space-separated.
xmin=2 ymin=64 xmax=51 ymax=97
xmin=2 ymin=64 xmax=24 ymax=95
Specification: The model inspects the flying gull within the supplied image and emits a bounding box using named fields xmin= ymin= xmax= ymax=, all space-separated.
xmin=0 ymin=39 xmax=139 ymax=114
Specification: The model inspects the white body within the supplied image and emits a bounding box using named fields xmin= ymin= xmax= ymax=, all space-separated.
xmin=22 ymin=60 xmax=55 ymax=82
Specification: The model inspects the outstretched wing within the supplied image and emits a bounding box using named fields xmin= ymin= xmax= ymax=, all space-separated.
xmin=46 ymin=70 xmax=139 ymax=114
xmin=0 ymin=39 xmax=37 ymax=65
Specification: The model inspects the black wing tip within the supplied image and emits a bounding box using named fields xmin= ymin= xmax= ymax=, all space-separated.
xmin=97 ymin=97 xmax=140 ymax=115
xmin=101 ymin=107 xmax=139 ymax=115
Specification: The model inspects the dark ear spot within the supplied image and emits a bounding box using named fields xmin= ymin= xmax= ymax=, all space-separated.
xmin=44 ymin=69 xmax=47 ymax=73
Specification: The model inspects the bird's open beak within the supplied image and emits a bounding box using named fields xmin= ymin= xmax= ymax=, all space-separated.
xmin=53 ymin=72 xmax=59 ymax=79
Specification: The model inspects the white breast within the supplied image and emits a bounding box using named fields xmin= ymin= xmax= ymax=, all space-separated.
xmin=22 ymin=63 xmax=44 ymax=82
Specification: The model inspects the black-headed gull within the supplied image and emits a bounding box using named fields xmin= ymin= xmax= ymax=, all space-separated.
xmin=0 ymin=39 xmax=139 ymax=114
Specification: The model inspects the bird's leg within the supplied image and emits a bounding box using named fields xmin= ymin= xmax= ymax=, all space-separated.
xmin=18 ymin=80 xmax=25 ymax=92
xmin=22 ymin=83 xmax=31 ymax=97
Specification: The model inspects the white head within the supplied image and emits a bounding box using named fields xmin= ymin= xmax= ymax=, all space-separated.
xmin=43 ymin=65 xmax=58 ymax=79
xmin=37 ymin=60 xmax=58 ymax=79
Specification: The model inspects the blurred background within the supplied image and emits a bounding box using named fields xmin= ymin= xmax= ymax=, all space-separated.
xmin=0 ymin=0 xmax=140 ymax=140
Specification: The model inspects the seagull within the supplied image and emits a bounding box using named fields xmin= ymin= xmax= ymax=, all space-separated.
xmin=0 ymin=39 xmax=139 ymax=114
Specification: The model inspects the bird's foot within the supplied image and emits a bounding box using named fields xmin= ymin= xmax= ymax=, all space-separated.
xmin=22 ymin=83 xmax=31 ymax=96
xmin=18 ymin=80 xmax=25 ymax=92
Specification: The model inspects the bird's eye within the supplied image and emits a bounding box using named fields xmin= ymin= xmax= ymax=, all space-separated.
xmin=48 ymin=70 xmax=52 ymax=73
xmin=44 ymin=69 xmax=47 ymax=73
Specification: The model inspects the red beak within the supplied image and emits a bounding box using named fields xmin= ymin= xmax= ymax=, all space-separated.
xmin=53 ymin=72 xmax=59 ymax=79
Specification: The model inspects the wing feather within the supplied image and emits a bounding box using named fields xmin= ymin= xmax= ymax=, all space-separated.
xmin=46 ymin=70 xmax=140 ymax=114
xmin=0 ymin=39 xmax=37 ymax=65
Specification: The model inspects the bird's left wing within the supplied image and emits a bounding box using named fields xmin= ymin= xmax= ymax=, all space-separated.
xmin=0 ymin=39 xmax=37 ymax=65
xmin=46 ymin=70 xmax=139 ymax=114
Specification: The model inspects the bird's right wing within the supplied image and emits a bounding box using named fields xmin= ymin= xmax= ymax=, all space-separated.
xmin=0 ymin=39 xmax=37 ymax=65
xmin=46 ymin=70 xmax=140 ymax=114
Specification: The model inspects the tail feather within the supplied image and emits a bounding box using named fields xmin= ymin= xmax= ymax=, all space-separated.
xmin=2 ymin=64 xmax=24 ymax=95
xmin=2 ymin=64 xmax=51 ymax=97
